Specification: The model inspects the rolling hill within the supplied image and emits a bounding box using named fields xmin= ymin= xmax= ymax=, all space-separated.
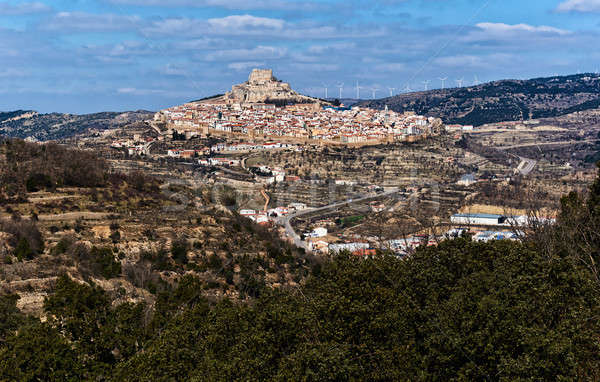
xmin=359 ymin=73 xmax=600 ymax=126
xmin=0 ymin=110 xmax=154 ymax=141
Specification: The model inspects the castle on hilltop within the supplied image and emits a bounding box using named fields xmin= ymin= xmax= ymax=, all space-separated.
xmin=225 ymin=69 xmax=319 ymax=106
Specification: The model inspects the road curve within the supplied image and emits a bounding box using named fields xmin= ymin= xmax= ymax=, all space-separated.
xmin=277 ymin=188 xmax=400 ymax=251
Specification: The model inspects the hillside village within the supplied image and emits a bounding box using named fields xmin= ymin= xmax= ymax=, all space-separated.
xmin=153 ymin=69 xmax=443 ymax=145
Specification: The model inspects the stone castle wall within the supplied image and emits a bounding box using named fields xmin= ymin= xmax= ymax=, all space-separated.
xmin=249 ymin=69 xmax=274 ymax=84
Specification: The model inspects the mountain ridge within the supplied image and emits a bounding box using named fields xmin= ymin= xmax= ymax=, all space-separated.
xmin=0 ymin=110 xmax=154 ymax=141
xmin=359 ymin=73 xmax=600 ymax=126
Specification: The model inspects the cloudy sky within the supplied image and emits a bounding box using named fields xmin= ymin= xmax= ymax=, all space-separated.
xmin=1 ymin=0 xmax=599 ymax=113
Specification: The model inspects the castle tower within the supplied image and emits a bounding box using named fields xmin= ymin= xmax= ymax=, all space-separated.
xmin=248 ymin=69 xmax=274 ymax=85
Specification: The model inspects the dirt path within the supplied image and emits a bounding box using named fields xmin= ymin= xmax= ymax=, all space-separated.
xmin=261 ymin=189 xmax=270 ymax=212
xmin=38 ymin=212 xmax=110 ymax=222
xmin=28 ymin=195 xmax=81 ymax=203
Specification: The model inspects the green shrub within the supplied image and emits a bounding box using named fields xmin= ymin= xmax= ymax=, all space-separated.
xmin=171 ymin=238 xmax=189 ymax=265
xmin=25 ymin=173 xmax=53 ymax=192
xmin=90 ymin=247 xmax=121 ymax=279
xmin=206 ymin=254 xmax=222 ymax=271
xmin=1 ymin=218 xmax=44 ymax=260
xmin=51 ymin=236 xmax=74 ymax=256
xmin=14 ymin=237 xmax=35 ymax=261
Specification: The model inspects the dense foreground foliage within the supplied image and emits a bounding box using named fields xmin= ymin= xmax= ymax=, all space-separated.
xmin=3 ymin=171 xmax=600 ymax=380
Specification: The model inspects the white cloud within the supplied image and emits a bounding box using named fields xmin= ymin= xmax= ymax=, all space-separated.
xmin=374 ymin=63 xmax=405 ymax=72
xmin=461 ymin=22 xmax=572 ymax=43
xmin=41 ymin=12 xmax=141 ymax=32
xmin=142 ymin=15 xmax=343 ymax=39
xmin=205 ymin=45 xmax=287 ymax=61
xmin=160 ymin=63 xmax=192 ymax=76
xmin=0 ymin=1 xmax=50 ymax=15
xmin=475 ymin=22 xmax=571 ymax=36
xmin=228 ymin=61 xmax=266 ymax=71
xmin=290 ymin=63 xmax=339 ymax=71
xmin=143 ymin=16 xmax=287 ymax=37
xmin=173 ymin=38 xmax=225 ymax=50
xmin=434 ymin=55 xmax=485 ymax=67
xmin=106 ymin=0 xmax=325 ymax=11
xmin=141 ymin=18 xmax=198 ymax=36
xmin=556 ymin=0 xmax=600 ymax=12
xmin=307 ymin=42 xmax=356 ymax=54
xmin=207 ymin=15 xmax=284 ymax=30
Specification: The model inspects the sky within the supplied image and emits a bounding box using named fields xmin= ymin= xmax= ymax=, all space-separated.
xmin=1 ymin=0 xmax=599 ymax=113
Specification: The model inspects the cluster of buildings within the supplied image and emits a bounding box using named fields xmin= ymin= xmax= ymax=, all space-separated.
xmin=235 ymin=203 xmax=554 ymax=257
xmin=167 ymin=148 xmax=209 ymax=159
xmin=447 ymin=212 xmax=557 ymax=244
xmin=239 ymin=202 xmax=307 ymax=225
xmin=290 ymin=212 xmax=555 ymax=257
xmin=155 ymin=102 xmax=441 ymax=145
xmin=450 ymin=213 xmax=555 ymax=228
xmin=111 ymin=134 xmax=156 ymax=156
xmin=210 ymin=141 xmax=297 ymax=153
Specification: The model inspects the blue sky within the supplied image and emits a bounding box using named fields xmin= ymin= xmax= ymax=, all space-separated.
xmin=1 ymin=0 xmax=599 ymax=113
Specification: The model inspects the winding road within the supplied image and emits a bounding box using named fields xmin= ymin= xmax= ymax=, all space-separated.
xmin=276 ymin=188 xmax=401 ymax=250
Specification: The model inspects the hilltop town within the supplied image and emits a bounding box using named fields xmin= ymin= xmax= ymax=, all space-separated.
xmin=153 ymin=69 xmax=442 ymax=145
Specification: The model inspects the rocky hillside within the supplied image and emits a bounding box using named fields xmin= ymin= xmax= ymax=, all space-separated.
xmin=0 ymin=110 xmax=153 ymax=141
xmin=0 ymin=139 xmax=314 ymax=316
xmin=359 ymin=73 xmax=600 ymax=126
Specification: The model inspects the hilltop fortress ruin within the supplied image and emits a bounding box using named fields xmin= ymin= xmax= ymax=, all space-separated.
xmin=224 ymin=69 xmax=319 ymax=106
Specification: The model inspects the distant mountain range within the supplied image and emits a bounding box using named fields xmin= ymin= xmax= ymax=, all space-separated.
xmin=359 ymin=73 xmax=600 ymax=126
xmin=0 ymin=110 xmax=153 ymax=141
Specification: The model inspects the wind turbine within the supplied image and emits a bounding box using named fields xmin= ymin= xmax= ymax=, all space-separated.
xmin=322 ymin=83 xmax=329 ymax=99
xmin=438 ymin=77 xmax=448 ymax=90
xmin=337 ymin=82 xmax=344 ymax=99
xmin=455 ymin=78 xmax=464 ymax=88
xmin=422 ymin=80 xmax=431 ymax=91
xmin=371 ymin=87 xmax=379 ymax=99
xmin=473 ymin=75 xmax=481 ymax=86
xmin=388 ymin=87 xmax=396 ymax=97
xmin=404 ymin=84 xmax=412 ymax=93
xmin=356 ymin=81 xmax=362 ymax=99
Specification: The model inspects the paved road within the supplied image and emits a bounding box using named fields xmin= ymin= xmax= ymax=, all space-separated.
xmin=498 ymin=149 xmax=537 ymax=176
xmin=497 ymin=139 xmax=597 ymax=150
xmin=517 ymin=157 xmax=537 ymax=175
xmin=276 ymin=188 xmax=401 ymax=250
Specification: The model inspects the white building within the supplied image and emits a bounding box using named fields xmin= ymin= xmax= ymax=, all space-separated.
xmin=473 ymin=231 xmax=518 ymax=243
xmin=451 ymin=213 xmax=507 ymax=226
xmin=457 ymin=174 xmax=477 ymax=186
xmin=289 ymin=203 xmax=307 ymax=211
xmin=311 ymin=227 xmax=328 ymax=238
xmin=328 ymin=243 xmax=370 ymax=254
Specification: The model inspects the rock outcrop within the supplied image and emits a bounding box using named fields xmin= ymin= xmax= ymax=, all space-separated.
xmin=225 ymin=69 xmax=320 ymax=105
